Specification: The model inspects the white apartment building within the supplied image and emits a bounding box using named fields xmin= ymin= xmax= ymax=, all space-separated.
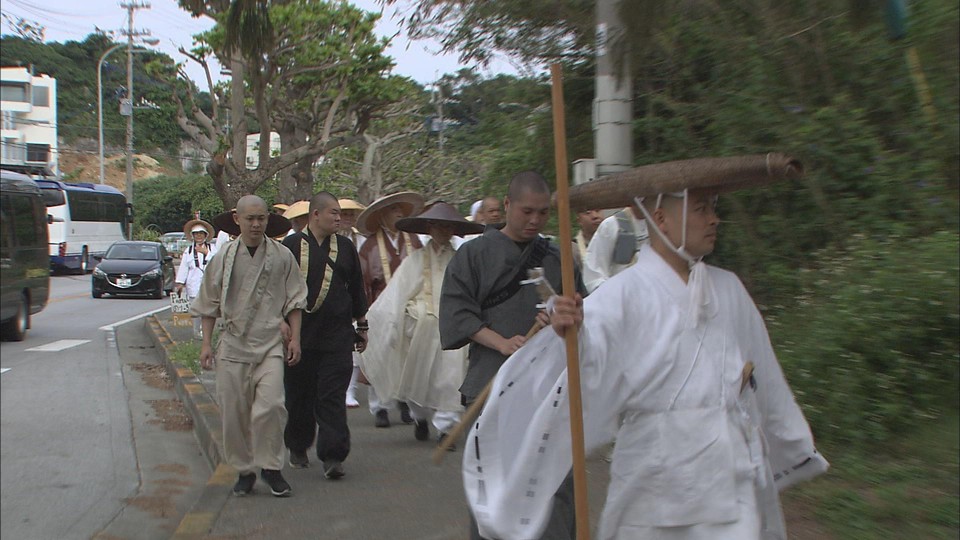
xmin=244 ymin=131 xmax=281 ymax=169
xmin=0 ymin=67 xmax=58 ymax=177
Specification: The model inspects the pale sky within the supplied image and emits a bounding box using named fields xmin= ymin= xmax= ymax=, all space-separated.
xmin=1 ymin=0 xmax=522 ymax=87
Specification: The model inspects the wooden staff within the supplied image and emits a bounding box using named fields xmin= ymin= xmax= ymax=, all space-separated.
xmin=550 ymin=63 xmax=591 ymax=540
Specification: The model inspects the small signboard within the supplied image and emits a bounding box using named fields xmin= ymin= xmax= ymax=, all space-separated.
xmin=171 ymin=291 xmax=193 ymax=327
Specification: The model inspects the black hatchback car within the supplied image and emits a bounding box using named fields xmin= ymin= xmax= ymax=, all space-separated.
xmin=91 ymin=241 xmax=175 ymax=299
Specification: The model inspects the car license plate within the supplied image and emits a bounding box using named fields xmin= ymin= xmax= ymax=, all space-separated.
xmin=117 ymin=278 xmax=132 ymax=287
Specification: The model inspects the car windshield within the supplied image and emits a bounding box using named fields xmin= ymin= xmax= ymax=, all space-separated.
xmin=106 ymin=244 xmax=158 ymax=260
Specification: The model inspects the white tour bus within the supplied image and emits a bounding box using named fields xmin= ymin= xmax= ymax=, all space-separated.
xmin=34 ymin=179 xmax=130 ymax=274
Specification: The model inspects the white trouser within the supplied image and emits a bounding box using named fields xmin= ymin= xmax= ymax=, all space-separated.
xmin=407 ymin=402 xmax=460 ymax=434
xmin=367 ymin=385 xmax=396 ymax=415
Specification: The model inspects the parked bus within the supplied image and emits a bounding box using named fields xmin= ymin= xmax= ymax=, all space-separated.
xmin=34 ymin=179 xmax=130 ymax=274
xmin=1 ymin=170 xmax=51 ymax=341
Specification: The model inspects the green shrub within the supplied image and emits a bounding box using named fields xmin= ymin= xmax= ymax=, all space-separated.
xmin=772 ymin=231 xmax=960 ymax=448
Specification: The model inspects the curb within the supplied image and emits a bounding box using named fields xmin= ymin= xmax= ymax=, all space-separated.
xmin=146 ymin=314 xmax=233 ymax=539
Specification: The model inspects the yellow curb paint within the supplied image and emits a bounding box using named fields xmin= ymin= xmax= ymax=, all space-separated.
xmin=177 ymin=367 xmax=194 ymax=377
xmin=172 ymin=512 xmax=215 ymax=537
xmin=184 ymin=383 xmax=204 ymax=394
xmin=197 ymin=402 xmax=219 ymax=414
xmin=211 ymin=463 xmax=236 ymax=484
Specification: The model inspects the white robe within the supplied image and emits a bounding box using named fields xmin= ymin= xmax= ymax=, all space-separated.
xmin=582 ymin=210 xmax=648 ymax=293
xmin=361 ymin=240 xmax=467 ymax=412
xmin=463 ymin=245 xmax=827 ymax=540
xmin=175 ymin=242 xmax=218 ymax=298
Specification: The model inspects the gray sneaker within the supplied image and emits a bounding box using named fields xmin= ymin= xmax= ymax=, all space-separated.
xmin=323 ymin=460 xmax=345 ymax=480
xmin=289 ymin=449 xmax=309 ymax=469
xmin=232 ymin=473 xmax=256 ymax=496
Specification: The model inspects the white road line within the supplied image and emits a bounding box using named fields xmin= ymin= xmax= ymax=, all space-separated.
xmin=99 ymin=306 xmax=170 ymax=331
xmin=1 ymin=368 xmax=10 ymax=375
xmin=25 ymin=339 xmax=91 ymax=352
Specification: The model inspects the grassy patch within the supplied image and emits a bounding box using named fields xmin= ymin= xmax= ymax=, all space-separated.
xmin=787 ymin=410 xmax=959 ymax=539
xmin=168 ymin=340 xmax=201 ymax=375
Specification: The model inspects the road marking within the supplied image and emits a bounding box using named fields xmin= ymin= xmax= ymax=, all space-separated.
xmin=1 ymin=368 xmax=10 ymax=375
xmin=99 ymin=306 xmax=170 ymax=331
xmin=25 ymin=339 xmax=91 ymax=352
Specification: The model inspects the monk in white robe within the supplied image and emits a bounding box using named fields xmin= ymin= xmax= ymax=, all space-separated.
xmin=361 ymin=202 xmax=482 ymax=446
xmin=464 ymin=189 xmax=827 ymax=539
xmin=193 ymin=195 xmax=308 ymax=498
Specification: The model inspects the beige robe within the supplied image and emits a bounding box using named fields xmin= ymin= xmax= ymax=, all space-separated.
xmin=361 ymin=240 xmax=466 ymax=412
xmin=191 ymin=238 xmax=308 ymax=363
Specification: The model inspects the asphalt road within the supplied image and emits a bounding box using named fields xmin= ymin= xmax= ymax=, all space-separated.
xmin=0 ymin=273 xmax=208 ymax=540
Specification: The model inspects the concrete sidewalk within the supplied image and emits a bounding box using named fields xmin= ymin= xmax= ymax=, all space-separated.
xmin=148 ymin=309 xmax=611 ymax=539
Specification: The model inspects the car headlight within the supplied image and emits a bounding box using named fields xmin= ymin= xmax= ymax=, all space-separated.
xmin=92 ymin=266 xmax=107 ymax=278
xmin=142 ymin=268 xmax=161 ymax=279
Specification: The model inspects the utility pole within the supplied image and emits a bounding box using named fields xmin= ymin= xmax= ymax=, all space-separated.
xmin=119 ymin=1 xmax=151 ymax=237
xmin=594 ymin=0 xmax=632 ymax=179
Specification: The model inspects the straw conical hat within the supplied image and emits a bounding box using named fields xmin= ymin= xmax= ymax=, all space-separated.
xmin=282 ymin=200 xmax=310 ymax=220
xmin=566 ymin=153 xmax=803 ymax=211
xmin=356 ymin=192 xmax=425 ymax=235
xmin=396 ymin=202 xmax=486 ymax=237
xmin=272 ymin=203 xmax=289 ymax=212
xmin=339 ymin=199 xmax=366 ymax=212
xmin=183 ymin=218 xmax=214 ymax=237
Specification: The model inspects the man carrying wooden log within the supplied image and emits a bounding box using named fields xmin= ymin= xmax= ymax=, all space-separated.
xmin=464 ymin=155 xmax=828 ymax=540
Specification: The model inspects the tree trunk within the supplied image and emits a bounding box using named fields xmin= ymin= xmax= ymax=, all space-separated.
xmin=277 ymin=122 xmax=314 ymax=203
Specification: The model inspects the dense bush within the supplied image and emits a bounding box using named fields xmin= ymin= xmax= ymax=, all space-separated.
xmin=771 ymin=231 xmax=960 ymax=448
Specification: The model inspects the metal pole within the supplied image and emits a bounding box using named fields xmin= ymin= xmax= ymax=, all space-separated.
xmin=98 ymin=43 xmax=125 ymax=185
xmin=594 ymin=0 xmax=632 ymax=178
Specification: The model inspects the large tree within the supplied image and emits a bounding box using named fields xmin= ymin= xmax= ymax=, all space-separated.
xmin=174 ymin=0 xmax=399 ymax=208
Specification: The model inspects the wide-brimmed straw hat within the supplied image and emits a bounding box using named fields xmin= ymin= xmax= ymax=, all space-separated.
xmin=356 ymin=192 xmax=425 ymax=235
xmin=183 ymin=218 xmax=214 ymax=237
xmin=566 ymin=153 xmax=803 ymax=211
xmin=338 ymin=198 xmax=366 ymax=212
xmin=283 ymin=200 xmax=310 ymax=220
xmin=212 ymin=208 xmax=292 ymax=238
xmin=396 ymin=202 xmax=486 ymax=237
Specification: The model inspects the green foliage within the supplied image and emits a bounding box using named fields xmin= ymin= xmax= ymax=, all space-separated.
xmin=133 ymin=227 xmax=161 ymax=243
xmin=770 ymin=231 xmax=960 ymax=447
xmin=786 ymin=410 xmax=959 ymax=539
xmin=133 ymin=175 xmax=227 ymax=233
xmin=0 ymin=34 xmax=190 ymax=156
xmin=169 ymin=340 xmax=201 ymax=376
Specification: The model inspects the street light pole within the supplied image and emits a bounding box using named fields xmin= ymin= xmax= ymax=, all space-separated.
xmin=98 ymin=44 xmax=157 ymax=185
xmin=98 ymin=43 xmax=126 ymax=184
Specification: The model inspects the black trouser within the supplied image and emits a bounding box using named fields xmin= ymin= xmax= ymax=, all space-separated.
xmin=284 ymin=347 xmax=353 ymax=462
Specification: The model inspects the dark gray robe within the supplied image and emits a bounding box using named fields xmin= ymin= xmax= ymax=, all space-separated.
xmin=439 ymin=227 xmax=585 ymax=401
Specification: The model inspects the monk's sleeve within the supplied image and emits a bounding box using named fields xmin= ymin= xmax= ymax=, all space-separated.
xmin=463 ymin=281 xmax=630 ymax=540
xmin=583 ymin=216 xmax=617 ymax=293
xmin=735 ymin=278 xmax=828 ymax=490
xmin=439 ymin=246 xmax=484 ymax=350
xmin=190 ymin=248 xmax=224 ymax=319
xmin=280 ymin=248 xmax=308 ymax=317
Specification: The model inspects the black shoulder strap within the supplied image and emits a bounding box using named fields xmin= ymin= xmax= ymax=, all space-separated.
xmin=480 ymin=237 xmax=551 ymax=311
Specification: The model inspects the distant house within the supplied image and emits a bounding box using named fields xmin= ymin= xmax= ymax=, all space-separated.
xmin=244 ymin=132 xmax=281 ymax=169
xmin=0 ymin=67 xmax=57 ymax=177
